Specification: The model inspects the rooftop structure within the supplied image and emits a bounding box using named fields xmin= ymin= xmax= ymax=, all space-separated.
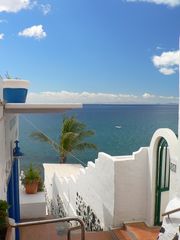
xmin=4 ymin=103 xmax=82 ymax=113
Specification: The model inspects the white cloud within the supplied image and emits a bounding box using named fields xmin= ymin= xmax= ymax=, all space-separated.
xmin=0 ymin=1 xmax=52 ymax=14
xmin=127 ymin=0 xmax=180 ymax=7
xmin=0 ymin=0 xmax=30 ymax=13
xmin=40 ymin=4 xmax=51 ymax=15
xmin=0 ymin=33 xmax=4 ymax=40
xmin=153 ymin=50 xmax=180 ymax=67
xmin=152 ymin=50 xmax=180 ymax=75
xmin=18 ymin=25 xmax=47 ymax=39
xmin=159 ymin=67 xmax=176 ymax=75
xmin=142 ymin=92 xmax=155 ymax=98
xmin=26 ymin=91 xmax=178 ymax=104
xmin=27 ymin=0 xmax=37 ymax=10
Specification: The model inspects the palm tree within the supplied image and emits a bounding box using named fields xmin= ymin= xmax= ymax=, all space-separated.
xmin=30 ymin=116 xmax=97 ymax=163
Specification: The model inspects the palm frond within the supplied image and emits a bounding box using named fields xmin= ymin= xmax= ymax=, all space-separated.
xmin=31 ymin=116 xmax=97 ymax=163
xmin=30 ymin=132 xmax=59 ymax=151
xmin=62 ymin=116 xmax=86 ymax=134
xmin=74 ymin=142 xmax=97 ymax=151
xmin=77 ymin=130 xmax=95 ymax=140
xmin=60 ymin=132 xmax=77 ymax=151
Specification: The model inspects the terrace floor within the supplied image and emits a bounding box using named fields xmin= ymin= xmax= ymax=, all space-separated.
xmin=18 ymin=220 xmax=160 ymax=240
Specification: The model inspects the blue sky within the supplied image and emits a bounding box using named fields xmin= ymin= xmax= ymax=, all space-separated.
xmin=0 ymin=0 xmax=180 ymax=103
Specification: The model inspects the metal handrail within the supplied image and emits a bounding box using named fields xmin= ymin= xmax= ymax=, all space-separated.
xmin=162 ymin=208 xmax=180 ymax=217
xmin=8 ymin=217 xmax=85 ymax=240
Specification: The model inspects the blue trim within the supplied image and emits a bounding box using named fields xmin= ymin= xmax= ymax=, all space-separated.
xmin=13 ymin=159 xmax=20 ymax=222
xmin=7 ymin=159 xmax=20 ymax=240
xmin=13 ymin=158 xmax=20 ymax=240
xmin=7 ymin=168 xmax=15 ymax=218
xmin=3 ymin=88 xmax=28 ymax=103
xmin=13 ymin=141 xmax=23 ymax=158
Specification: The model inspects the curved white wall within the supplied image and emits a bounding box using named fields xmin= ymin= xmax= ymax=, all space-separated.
xmin=147 ymin=128 xmax=178 ymax=226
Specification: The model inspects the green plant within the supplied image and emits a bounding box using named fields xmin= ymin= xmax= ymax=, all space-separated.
xmin=21 ymin=164 xmax=41 ymax=186
xmin=37 ymin=177 xmax=44 ymax=192
xmin=21 ymin=164 xmax=44 ymax=194
xmin=0 ymin=200 xmax=8 ymax=229
xmin=0 ymin=72 xmax=20 ymax=80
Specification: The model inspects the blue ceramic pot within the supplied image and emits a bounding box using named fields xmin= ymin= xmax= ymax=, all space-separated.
xmin=3 ymin=79 xmax=29 ymax=103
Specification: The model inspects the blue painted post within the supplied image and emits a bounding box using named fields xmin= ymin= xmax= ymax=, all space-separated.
xmin=7 ymin=167 xmax=15 ymax=218
xmin=12 ymin=140 xmax=23 ymax=240
xmin=13 ymin=157 xmax=20 ymax=240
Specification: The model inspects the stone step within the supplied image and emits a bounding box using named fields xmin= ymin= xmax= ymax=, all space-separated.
xmin=112 ymin=228 xmax=133 ymax=240
xmin=124 ymin=222 xmax=159 ymax=240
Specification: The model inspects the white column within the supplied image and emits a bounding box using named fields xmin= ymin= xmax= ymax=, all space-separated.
xmin=176 ymin=37 xmax=180 ymax=197
xmin=179 ymin=37 xmax=180 ymax=138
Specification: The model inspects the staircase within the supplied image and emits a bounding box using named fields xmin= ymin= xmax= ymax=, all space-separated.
xmin=19 ymin=221 xmax=160 ymax=240
xmin=112 ymin=222 xmax=160 ymax=240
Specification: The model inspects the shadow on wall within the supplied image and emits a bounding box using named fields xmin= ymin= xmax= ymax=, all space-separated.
xmin=76 ymin=192 xmax=103 ymax=231
xmin=102 ymin=204 xmax=114 ymax=229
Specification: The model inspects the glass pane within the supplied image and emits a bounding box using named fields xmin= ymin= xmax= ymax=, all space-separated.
xmin=161 ymin=147 xmax=166 ymax=189
xmin=165 ymin=148 xmax=170 ymax=188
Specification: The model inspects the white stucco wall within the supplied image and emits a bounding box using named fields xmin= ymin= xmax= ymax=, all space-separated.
xmin=44 ymin=148 xmax=151 ymax=229
xmin=0 ymin=105 xmax=7 ymax=199
xmin=0 ymin=105 xmax=18 ymax=199
xmin=113 ymin=147 xmax=149 ymax=226
xmin=45 ymin=154 xmax=115 ymax=229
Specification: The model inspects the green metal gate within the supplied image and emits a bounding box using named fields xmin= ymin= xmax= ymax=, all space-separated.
xmin=154 ymin=137 xmax=170 ymax=226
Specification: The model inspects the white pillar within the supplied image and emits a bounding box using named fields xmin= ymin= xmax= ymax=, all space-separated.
xmin=179 ymin=37 xmax=180 ymax=138
xmin=176 ymin=37 xmax=180 ymax=197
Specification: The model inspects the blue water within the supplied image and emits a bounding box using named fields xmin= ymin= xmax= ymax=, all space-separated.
xmin=19 ymin=104 xmax=178 ymax=169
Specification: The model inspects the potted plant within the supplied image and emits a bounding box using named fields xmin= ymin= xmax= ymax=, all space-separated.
xmin=21 ymin=164 xmax=41 ymax=194
xmin=0 ymin=72 xmax=29 ymax=103
xmin=0 ymin=200 xmax=9 ymax=240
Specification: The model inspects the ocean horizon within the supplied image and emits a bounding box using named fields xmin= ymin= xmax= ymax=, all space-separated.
xmin=19 ymin=104 xmax=178 ymax=169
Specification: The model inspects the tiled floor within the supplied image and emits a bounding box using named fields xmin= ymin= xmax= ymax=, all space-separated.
xmin=113 ymin=222 xmax=160 ymax=240
xmin=18 ymin=221 xmax=160 ymax=240
xmin=19 ymin=224 xmax=112 ymax=240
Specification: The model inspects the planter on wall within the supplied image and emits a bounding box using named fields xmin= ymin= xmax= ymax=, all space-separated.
xmin=3 ymin=79 xmax=29 ymax=103
xmin=25 ymin=182 xmax=38 ymax=194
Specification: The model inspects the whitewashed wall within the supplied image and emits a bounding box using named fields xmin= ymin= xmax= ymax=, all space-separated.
xmin=45 ymin=148 xmax=151 ymax=230
xmin=113 ymin=147 xmax=149 ymax=226
xmin=0 ymin=105 xmax=7 ymax=199
xmin=0 ymin=105 xmax=18 ymax=199
xmin=50 ymin=154 xmax=115 ymax=229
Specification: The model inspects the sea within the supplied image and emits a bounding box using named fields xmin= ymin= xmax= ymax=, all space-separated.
xmin=19 ymin=104 xmax=178 ymax=170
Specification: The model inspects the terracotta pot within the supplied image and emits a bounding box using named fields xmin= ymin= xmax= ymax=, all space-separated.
xmin=25 ymin=182 xmax=38 ymax=194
